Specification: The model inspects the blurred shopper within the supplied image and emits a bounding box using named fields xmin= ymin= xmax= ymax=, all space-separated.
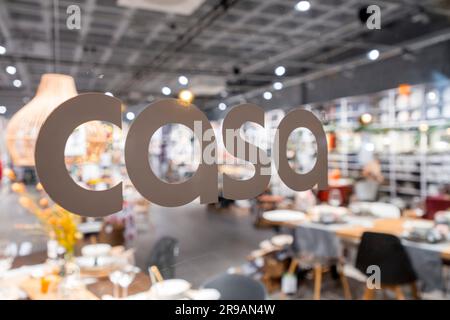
xmin=354 ymin=157 xmax=384 ymax=202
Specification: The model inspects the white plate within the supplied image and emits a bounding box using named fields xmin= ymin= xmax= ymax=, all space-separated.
xmin=150 ymin=279 xmax=191 ymax=299
xmin=310 ymin=205 xmax=348 ymax=216
xmin=259 ymin=240 xmax=274 ymax=250
xmin=81 ymin=244 xmax=112 ymax=257
xmin=262 ymin=210 xmax=306 ymax=222
xmin=187 ymin=289 xmax=221 ymax=300
xmin=403 ymin=220 xmax=434 ymax=230
xmin=271 ymin=234 xmax=293 ymax=247
xmin=76 ymin=256 xmax=117 ymax=269
xmin=350 ymin=202 xmax=400 ymax=218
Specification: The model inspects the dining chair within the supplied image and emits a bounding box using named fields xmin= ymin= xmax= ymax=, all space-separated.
xmin=351 ymin=231 xmax=419 ymax=299
xmin=295 ymin=226 xmax=352 ymax=300
xmin=146 ymin=236 xmax=179 ymax=279
xmin=202 ymin=273 xmax=266 ymax=300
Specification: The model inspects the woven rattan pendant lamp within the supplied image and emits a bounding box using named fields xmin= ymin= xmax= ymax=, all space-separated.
xmin=6 ymin=73 xmax=78 ymax=166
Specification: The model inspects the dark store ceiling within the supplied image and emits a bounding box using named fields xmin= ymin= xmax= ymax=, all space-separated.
xmin=0 ymin=0 xmax=450 ymax=115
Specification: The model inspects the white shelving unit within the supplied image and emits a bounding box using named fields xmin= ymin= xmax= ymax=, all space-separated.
xmin=313 ymin=82 xmax=450 ymax=200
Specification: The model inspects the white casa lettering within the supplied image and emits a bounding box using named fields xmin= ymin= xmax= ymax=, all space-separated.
xmin=175 ymin=304 xmax=209 ymax=318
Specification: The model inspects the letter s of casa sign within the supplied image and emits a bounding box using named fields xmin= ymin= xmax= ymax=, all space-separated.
xmin=35 ymin=93 xmax=328 ymax=217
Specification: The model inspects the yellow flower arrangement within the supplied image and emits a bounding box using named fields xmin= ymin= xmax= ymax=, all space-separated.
xmin=14 ymin=182 xmax=82 ymax=257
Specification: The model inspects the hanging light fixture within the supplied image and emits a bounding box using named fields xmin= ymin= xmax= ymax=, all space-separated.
xmin=6 ymin=74 xmax=78 ymax=166
xmin=6 ymin=73 xmax=111 ymax=166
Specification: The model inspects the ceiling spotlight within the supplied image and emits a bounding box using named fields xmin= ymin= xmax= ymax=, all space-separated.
xmin=0 ymin=45 xmax=5 ymax=55
xmin=273 ymin=82 xmax=283 ymax=90
xmin=218 ymin=102 xmax=227 ymax=111
xmin=13 ymin=79 xmax=22 ymax=88
xmin=275 ymin=66 xmax=286 ymax=76
xmin=105 ymin=91 xmax=113 ymax=97
xmin=178 ymin=89 xmax=194 ymax=105
xmin=162 ymin=86 xmax=171 ymax=96
xmin=427 ymin=91 xmax=439 ymax=104
xmin=295 ymin=1 xmax=311 ymax=12
xmin=263 ymin=91 xmax=273 ymax=100
xmin=360 ymin=113 xmax=373 ymax=125
xmin=126 ymin=112 xmax=135 ymax=121
xmin=419 ymin=123 xmax=429 ymax=132
xmin=0 ymin=106 xmax=6 ymax=114
xmin=6 ymin=66 xmax=16 ymax=75
xmin=367 ymin=49 xmax=380 ymax=61
xmin=178 ymin=75 xmax=189 ymax=86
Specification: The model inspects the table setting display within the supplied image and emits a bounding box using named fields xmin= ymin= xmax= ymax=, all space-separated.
xmin=0 ymin=239 xmax=222 ymax=300
xmin=101 ymin=267 xmax=221 ymax=300
xmin=349 ymin=201 xmax=401 ymax=219
xmin=308 ymin=205 xmax=349 ymax=225
xmin=402 ymin=218 xmax=450 ymax=244
xmin=262 ymin=210 xmax=306 ymax=223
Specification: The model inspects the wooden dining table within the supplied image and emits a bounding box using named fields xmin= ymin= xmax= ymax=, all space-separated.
xmin=334 ymin=218 xmax=450 ymax=260
xmin=261 ymin=211 xmax=450 ymax=260
xmin=11 ymin=251 xmax=151 ymax=299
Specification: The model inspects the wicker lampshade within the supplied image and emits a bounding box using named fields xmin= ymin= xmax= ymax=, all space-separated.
xmin=6 ymin=74 xmax=78 ymax=166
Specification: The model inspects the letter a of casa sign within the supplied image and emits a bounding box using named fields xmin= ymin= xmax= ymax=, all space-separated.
xmin=34 ymin=93 xmax=328 ymax=217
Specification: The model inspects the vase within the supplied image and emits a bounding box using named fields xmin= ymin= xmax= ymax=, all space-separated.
xmin=58 ymin=255 xmax=82 ymax=299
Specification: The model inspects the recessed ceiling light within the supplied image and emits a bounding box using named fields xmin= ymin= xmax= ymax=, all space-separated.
xmin=126 ymin=111 xmax=135 ymax=121
xmin=263 ymin=91 xmax=273 ymax=100
xmin=178 ymin=89 xmax=194 ymax=105
xmin=427 ymin=91 xmax=438 ymax=102
xmin=295 ymin=1 xmax=311 ymax=12
xmin=367 ymin=49 xmax=380 ymax=61
xmin=218 ymin=102 xmax=227 ymax=111
xmin=419 ymin=123 xmax=429 ymax=132
xmin=275 ymin=66 xmax=286 ymax=76
xmin=0 ymin=106 xmax=6 ymax=114
xmin=6 ymin=66 xmax=16 ymax=75
xmin=105 ymin=91 xmax=113 ymax=97
xmin=273 ymin=82 xmax=283 ymax=90
xmin=0 ymin=45 xmax=5 ymax=55
xmin=13 ymin=79 xmax=22 ymax=88
xmin=178 ymin=75 xmax=188 ymax=86
xmin=162 ymin=86 xmax=171 ymax=96
xmin=360 ymin=113 xmax=373 ymax=124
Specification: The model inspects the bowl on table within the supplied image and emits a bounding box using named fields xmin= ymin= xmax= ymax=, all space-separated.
xmin=350 ymin=202 xmax=400 ymax=219
xmin=149 ymin=279 xmax=191 ymax=300
xmin=78 ymin=244 xmax=117 ymax=277
xmin=309 ymin=205 xmax=348 ymax=224
xmin=435 ymin=211 xmax=450 ymax=226
xmin=81 ymin=244 xmax=112 ymax=257
xmin=402 ymin=220 xmax=445 ymax=243
xmin=186 ymin=288 xmax=221 ymax=300
xmin=271 ymin=234 xmax=293 ymax=247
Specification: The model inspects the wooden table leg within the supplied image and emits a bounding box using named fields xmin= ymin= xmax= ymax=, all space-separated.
xmin=410 ymin=282 xmax=420 ymax=300
xmin=393 ymin=286 xmax=405 ymax=300
xmin=363 ymin=287 xmax=375 ymax=300
xmin=339 ymin=269 xmax=352 ymax=300
xmin=313 ymin=263 xmax=322 ymax=300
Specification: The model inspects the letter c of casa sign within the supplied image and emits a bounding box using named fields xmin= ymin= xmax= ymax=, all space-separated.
xmin=34 ymin=93 xmax=328 ymax=217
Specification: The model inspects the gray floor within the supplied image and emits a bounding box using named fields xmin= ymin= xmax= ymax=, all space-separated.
xmin=133 ymin=202 xmax=273 ymax=287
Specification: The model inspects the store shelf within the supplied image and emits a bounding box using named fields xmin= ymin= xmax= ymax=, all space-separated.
xmin=321 ymin=82 xmax=450 ymax=200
